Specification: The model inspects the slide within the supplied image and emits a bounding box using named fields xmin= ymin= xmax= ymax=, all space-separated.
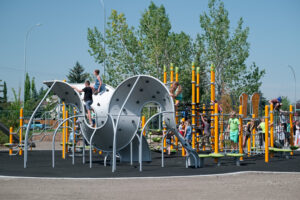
xmin=0 ymin=121 xmax=19 ymax=143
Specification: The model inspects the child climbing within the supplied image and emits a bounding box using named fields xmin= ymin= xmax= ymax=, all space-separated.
xmin=184 ymin=119 xmax=192 ymax=144
xmin=178 ymin=118 xmax=185 ymax=137
xmin=211 ymin=100 xmax=223 ymax=113
xmin=243 ymin=119 xmax=255 ymax=148
xmin=200 ymin=114 xmax=211 ymax=148
xmin=269 ymin=97 xmax=282 ymax=111
xmin=278 ymin=123 xmax=286 ymax=147
xmin=72 ymin=80 xmax=93 ymax=126
xmin=166 ymin=131 xmax=174 ymax=156
xmin=257 ymin=118 xmax=265 ymax=148
xmin=91 ymin=69 xmax=102 ymax=94
xmin=169 ymin=81 xmax=182 ymax=106
xmin=294 ymin=121 xmax=300 ymax=146
xmin=227 ymin=111 xmax=241 ymax=153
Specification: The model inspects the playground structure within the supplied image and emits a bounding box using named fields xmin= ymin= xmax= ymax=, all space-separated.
xmin=2 ymin=63 xmax=298 ymax=172
xmin=23 ymin=75 xmax=200 ymax=172
xmin=160 ymin=63 xmax=297 ymax=165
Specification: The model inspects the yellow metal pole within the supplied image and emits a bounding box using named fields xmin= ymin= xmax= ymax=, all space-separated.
xmin=196 ymin=67 xmax=200 ymax=152
xmin=202 ymin=104 xmax=206 ymax=151
xmin=210 ymin=64 xmax=215 ymax=103
xmin=163 ymin=121 xmax=167 ymax=153
xmin=270 ymin=104 xmax=274 ymax=148
xmin=210 ymin=64 xmax=215 ymax=152
xmin=175 ymin=66 xmax=179 ymax=150
xmin=239 ymin=105 xmax=243 ymax=160
xmin=270 ymin=104 xmax=274 ymax=158
xmin=220 ymin=112 xmax=224 ymax=151
xmin=62 ymin=103 xmax=66 ymax=159
xmin=265 ymin=105 xmax=269 ymax=163
xmin=73 ymin=109 xmax=76 ymax=144
xmin=214 ymin=103 xmax=219 ymax=154
xmin=163 ymin=65 xmax=167 ymax=84
xmin=19 ymin=108 xmax=23 ymax=155
xmin=170 ymin=63 xmax=174 ymax=83
xmin=142 ymin=116 xmax=146 ymax=136
xmin=191 ymin=62 xmax=196 ymax=149
xmin=66 ymin=110 xmax=69 ymax=153
xmin=289 ymin=105 xmax=294 ymax=156
xmin=9 ymin=127 xmax=13 ymax=155
xmin=247 ymin=129 xmax=251 ymax=157
xmin=252 ymin=114 xmax=256 ymax=149
xmin=170 ymin=64 xmax=174 ymax=150
xmin=163 ymin=65 xmax=167 ymax=153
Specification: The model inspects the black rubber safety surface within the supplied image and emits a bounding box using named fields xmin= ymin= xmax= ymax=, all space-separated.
xmin=0 ymin=150 xmax=299 ymax=178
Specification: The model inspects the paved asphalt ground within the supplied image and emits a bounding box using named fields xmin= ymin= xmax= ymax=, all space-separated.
xmin=0 ymin=150 xmax=300 ymax=199
xmin=0 ymin=150 xmax=300 ymax=177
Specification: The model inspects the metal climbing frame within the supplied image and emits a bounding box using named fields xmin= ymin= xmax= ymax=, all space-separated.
xmin=24 ymin=75 xmax=200 ymax=171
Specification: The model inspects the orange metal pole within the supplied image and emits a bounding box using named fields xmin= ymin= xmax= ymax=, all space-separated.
xmin=9 ymin=127 xmax=13 ymax=155
xmin=19 ymin=108 xmax=23 ymax=155
xmin=175 ymin=66 xmax=179 ymax=150
xmin=202 ymin=104 xmax=206 ymax=151
xmin=73 ymin=109 xmax=76 ymax=144
xmin=239 ymin=105 xmax=243 ymax=160
xmin=163 ymin=65 xmax=167 ymax=153
xmin=163 ymin=121 xmax=167 ymax=153
xmin=196 ymin=67 xmax=200 ymax=151
xmin=163 ymin=65 xmax=167 ymax=84
xmin=265 ymin=105 xmax=269 ymax=163
xmin=191 ymin=63 xmax=196 ymax=149
xmin=170 ymin=64 xmax=174 ymax=150
xmin=170 ymin=63 xmax=174 ymax=83
xmin=220 ymin=112 xmax=224 ymax=151
xmin=210 ymin=64 xmax=215 ymax=152
xmin=66 ymin=110 xmax=69 ymax=152
xmin=270 ymin=104 xmax=274 ymax=148
xmin=210 ymin=64 xmax=215 ymax=103
xmin=289 ymin=105 xmax=294 ymax=156
xmin=142 ymin=116 xmax=146 ymax=136
xmin=214 ymin=103 xmax=219 ymax=154
xmin=252 ymin=114 xmax=256 ymax=149
xmin=62 ymin=103 xmax=66 ymax=159
xmin=270 ymin=104 xmax=274 ymax=158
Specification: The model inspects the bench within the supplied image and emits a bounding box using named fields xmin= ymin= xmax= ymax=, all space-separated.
xmin=198 ymin=154 xmax=211 ymax=168
xmin=269 ymin=147 xmax=292 ymax=159
xmin=209 ymin=153 xmax=225 ymax=166
xmin=226 ymin=153 xmax=244 ymax=166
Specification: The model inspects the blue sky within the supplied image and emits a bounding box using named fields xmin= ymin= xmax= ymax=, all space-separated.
xmin=0 ymin=0 xmax=299 ymax=102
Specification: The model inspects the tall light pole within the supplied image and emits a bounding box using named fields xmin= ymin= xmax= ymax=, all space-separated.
xmin=287 ymin=65 xmax=296 ymax=113
xmin=23 ymin=23 xmax=42 ymax=105
xmin=100 ymin=0 xmax=106 ymax=77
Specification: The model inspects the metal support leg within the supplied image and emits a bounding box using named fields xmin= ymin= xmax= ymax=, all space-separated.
xmin=83 ymin=140 xmax=85 ymax=164
xmin=130 ymin=141 xmax=133 ymax=165
xmin=89 ymin=145 xmax=93 ymax=168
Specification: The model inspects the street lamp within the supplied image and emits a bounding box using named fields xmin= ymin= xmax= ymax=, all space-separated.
xmin=23 ymin=23 xmax=42 ymax=105
xmin=100 ymin=0 xmax=106 ymax=77
xmin=287 ymin=65 xmax=296 ymax=113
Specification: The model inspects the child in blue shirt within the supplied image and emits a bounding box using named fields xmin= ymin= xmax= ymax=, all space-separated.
xmin=92 ymin=69 xmax=102 ymax=94
xmin=184 ymin=119 xmax=192 ymax=144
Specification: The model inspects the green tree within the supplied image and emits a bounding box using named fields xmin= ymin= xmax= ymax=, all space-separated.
xmin=88 ymin=10 xmax=147 ymax=87
xmin=195 ymin=0 xmax=265 ymax=102
xmin=31 ymin=77 xmax=38 ymax=100
xmin=139 ymin=2 xmax=171 ymax=79
xmin=3 ymin=81 xmax=7 ymax=103
xmin=240 ymin=63 xmax=265 ymax=95
xmin=281 ymin=96 xmax=291 ymax=111
xmin=24 ymin=73 xmax=31 ymax=103
xmin=67 ymin=62 xmax=90 ymax=83
xmin=88 ymin=3 xmax=194 ymax=94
